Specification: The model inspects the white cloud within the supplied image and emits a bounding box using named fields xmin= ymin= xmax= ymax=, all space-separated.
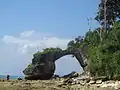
xmin=0 ymin=30 xmax=82 ymax=76
xmin=2 ymin=31 xmax=70 ymax=53
xmin=20 ymin=30 xmax=35 ymax=37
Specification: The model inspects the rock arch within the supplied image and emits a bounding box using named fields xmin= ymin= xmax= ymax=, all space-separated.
xmin=23 ymin=48 xmax=88 ymax=80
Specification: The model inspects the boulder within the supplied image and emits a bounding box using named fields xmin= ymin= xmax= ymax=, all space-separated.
xmin=17 ymin=77 xmax=22 ymax=80
xmin=51 ymin=74 xmax=60 ymax=79
xmin=61 ymin=71 xmax=79 ymax=78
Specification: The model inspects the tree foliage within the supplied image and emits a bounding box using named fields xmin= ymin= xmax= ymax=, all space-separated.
xmin=67 ymin=36 xmax=84 ymax=48
xmin=88 ymin=22 xmax=120 ymax=78
xmin=95 ymin=0 xmax=120 ymax=28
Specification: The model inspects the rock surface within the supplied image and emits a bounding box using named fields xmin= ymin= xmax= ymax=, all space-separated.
xmin=23 ymin=48 xmax=87 ymax=80
xmin=0 ymin=79 xmax=116 ymax=90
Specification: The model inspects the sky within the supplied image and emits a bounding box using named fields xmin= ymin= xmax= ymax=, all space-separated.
xmin=0 ymin=0 xmax=100 ymax=76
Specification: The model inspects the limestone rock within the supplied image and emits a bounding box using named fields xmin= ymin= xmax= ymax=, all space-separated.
xmin=23 ymin=48 xmax=87 ymax=80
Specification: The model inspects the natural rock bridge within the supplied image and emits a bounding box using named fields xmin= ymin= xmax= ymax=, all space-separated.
xmin=23 ymin=48 xmax=88 ymax=80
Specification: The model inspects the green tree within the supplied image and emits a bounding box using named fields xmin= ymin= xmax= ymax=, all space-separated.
xmin=95 ymin=0 xmax=120 ymax=29
xmin=88 ymin=22 xmax=120 ymax=78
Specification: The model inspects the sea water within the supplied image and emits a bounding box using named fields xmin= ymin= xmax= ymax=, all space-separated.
xmin=0 ymin=75 xmax=24 ymax=79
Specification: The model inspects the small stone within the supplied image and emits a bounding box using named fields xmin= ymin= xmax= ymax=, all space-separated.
xmin=75 ymin=80 xmax=80 ymax=84
xmin=115 ymin=84 xmax=120 ymax=90
xmin=79 ymin=80 xmax=86 ymax=86
xmin=73 ymin=72 xmax=79 ymax=77
xmin=59 ymin=78 xmax=64 ymax=81
xmin=96 ymin=80 xmax=102 ymax=84
xmin=71 ymin=82 xmax=76 ymax=85
xmin=63 ymin=78 xmax=73 ymax=84
xmin=96 ymin=84 xmax=101 ymax=87
xmin=56 ymin=77 xmax=60 ymax=80
xmin=57 ymin=84 xmax=62 ymax=87
xmin=11 ymin=82 xmax=14 ymax=85
xmin=89 ymin=80 xmax=95 ymax=84
xmin=0 ymin=79 xmax=5 ymax=82
xmin=24 ymin=82 xmax=31 ymax=85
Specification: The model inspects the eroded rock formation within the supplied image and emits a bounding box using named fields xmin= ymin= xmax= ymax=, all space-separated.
xmin=23 ymin=48 xmax=88 ymax=80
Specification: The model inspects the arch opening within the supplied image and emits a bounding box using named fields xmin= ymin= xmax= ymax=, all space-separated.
xmin=55 ymin=55 xmax=83 ymax=77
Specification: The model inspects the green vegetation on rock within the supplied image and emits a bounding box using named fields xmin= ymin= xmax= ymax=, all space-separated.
xmin=33 ymin=48 xmax=62 ymax=56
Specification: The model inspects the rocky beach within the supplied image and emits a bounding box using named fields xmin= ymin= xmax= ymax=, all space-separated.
xmin=0 ymin=72 xmax=119 ymax=90
xmin=0 ymin=79 xmax=115 ymax=90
